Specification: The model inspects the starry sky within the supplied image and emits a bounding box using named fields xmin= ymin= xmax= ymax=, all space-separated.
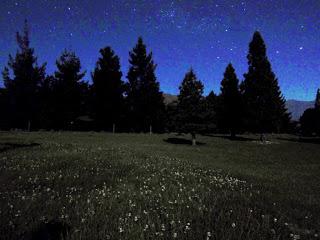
xmin=0 ymin=0 xmax=319 ymax=100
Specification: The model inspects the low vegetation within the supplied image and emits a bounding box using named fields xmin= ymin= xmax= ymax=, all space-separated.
xmin=0 ymin=132 xmax=319 ymax=239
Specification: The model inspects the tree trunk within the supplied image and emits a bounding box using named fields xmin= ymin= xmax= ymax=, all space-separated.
xmin=113 ymin=123 xmax=115 ymax=134
xmin=191 ymin=132 xmax=196 ymax=146
xmin=260 ymin=132 xmax=266 ymax=142
xmin=27 ymin=120 xmax=31 ymax=132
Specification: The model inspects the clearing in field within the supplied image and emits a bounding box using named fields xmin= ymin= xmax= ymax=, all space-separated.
xmin=0 ymin=132 xmax=319 ymax=239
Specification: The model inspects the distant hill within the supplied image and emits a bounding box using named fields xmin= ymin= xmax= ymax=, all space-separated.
xmin=163 ymin=93 xmax=314 ymax=121
xmin=286 ymin=100 xmax=314 ymax=121
xmin=163 ymin=93 xmax=178 ymax=105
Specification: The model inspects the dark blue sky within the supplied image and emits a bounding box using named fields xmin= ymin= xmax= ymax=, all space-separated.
xmin=1 ymin=0 xmax=319 ymax=100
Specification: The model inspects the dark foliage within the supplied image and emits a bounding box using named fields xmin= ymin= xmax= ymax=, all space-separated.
xmin=176 ymin=69 xmax=205 ymax=145
xmin=51 ymin=50 xmax=87 ymax=130
xmin=217 ymin=63 xmax=242 ymax=138
xmin=0 ymin=88 xmax=10 ymax=129
xmin=91 ymin=47 xmax=125 ymax=131
xmin=300 ymin=109 xmax=318 ymax=136
xmin=300 ymin=90 xmax=320 ymax=136
xmin=241 ymin=31 xmax=291 ymax=135
xmin=1 ymin=20 xmax=46 ymax=130
xmin=38 ymin=75 xmax=56 ymax=129
xmin=126 ymin=37 xmax=165 ymax=132
xmin=165 ymin=101 xmax=178 ymax=133
xmin=0 ymin=22 xmax=309 ymax=138
xmin=202 ymin=91 xmax=218 ymax=133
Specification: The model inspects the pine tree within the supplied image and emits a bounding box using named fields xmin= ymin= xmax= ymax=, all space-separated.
xmin=126 ymin=37 xmax=165 ymax=132
xmin=38 ymin=75 xmax=56 ymax=129
xmin=53 ymin=50 xmax=86 ymax=130
xmin=91 ymin=47 xmax=125 ymax=131
xmin=2 ymin=20 xmax=46 ymax=130
xmin=203 ymin=91 xmax=217 ymax=133
xmin=177 ymin=69 xmax=204 ymax=145
xmin=315 ymin=89 xmax=320 ymax=110
xmin=300 ymin=108 xmax=317 ymax=136
xmin=241 ymin=31 xmax=290 ymax=139
xmin=165 ymin=102 xmax=178 ymax=133
xmin=301 ymin=89 xmax=320 ymax=136
xmin=219 ymin=63 xmax=242 ymax=138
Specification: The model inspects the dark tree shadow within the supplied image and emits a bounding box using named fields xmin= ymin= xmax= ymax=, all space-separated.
xmin=278 ymin=137 xmax=320 ymax=144
xmin=30 ymin=220 xmax=70 ymax=240
xmin=202 ymin=134 xmax=256 ymax=141
xmin=164 ymin=137 xmax=206 ymax=146
xmin=0 ymin=142 xmax=40 ymax=153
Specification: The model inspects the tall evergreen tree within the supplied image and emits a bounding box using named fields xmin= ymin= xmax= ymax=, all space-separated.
xmin=126 ymin=37 xmax=165 ymax=132
xmin=91 ymin=47 xmax=125 ymax=131
xmin=203 ymin=91 xmax=217 ymax=133
xmin=165 ymin=102 xmax=178 ymax=133
xmin=177 ymin=69 xmax=204 ymax=145
xmin=2 ymin=20 xmax=46 ymax=130
xmin=38 ymin=75 xmax=56 ymax=129
xmin=241 ymin=31 xmax=290 ymax=139
xmin=52 ymin=50 xmax=86 ymax=130
xmin=300 ymin=108 xmax=318 ymax=136
xmin=301 ymin=89 xmax=320 ymax=136
xmin=218 ymin=63 xmax=242 ymax=138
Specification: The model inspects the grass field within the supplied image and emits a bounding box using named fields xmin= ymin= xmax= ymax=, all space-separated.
xmin=0 ymin=132 xmax=319 ymax=239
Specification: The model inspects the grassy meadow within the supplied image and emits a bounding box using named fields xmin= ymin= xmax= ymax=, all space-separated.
xmin=0 ymin=132 xmax=319 ymax=239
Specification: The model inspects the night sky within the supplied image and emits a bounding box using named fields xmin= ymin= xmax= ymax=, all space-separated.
xmin=1 ymin=0 xmax=319 ymax=100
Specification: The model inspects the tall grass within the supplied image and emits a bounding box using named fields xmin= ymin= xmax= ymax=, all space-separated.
xmin=0 ymin=132 xmax=319 ymax=239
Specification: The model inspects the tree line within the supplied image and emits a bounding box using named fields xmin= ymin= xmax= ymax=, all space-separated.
xmin=300 ymin=89 xmax=320 ymax=136
xmin=3 ymin=21 xmax=317 ymax=143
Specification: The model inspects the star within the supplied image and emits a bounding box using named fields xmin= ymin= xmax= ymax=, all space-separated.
xmin=0 ymin=0 xmax=319 ymax=102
